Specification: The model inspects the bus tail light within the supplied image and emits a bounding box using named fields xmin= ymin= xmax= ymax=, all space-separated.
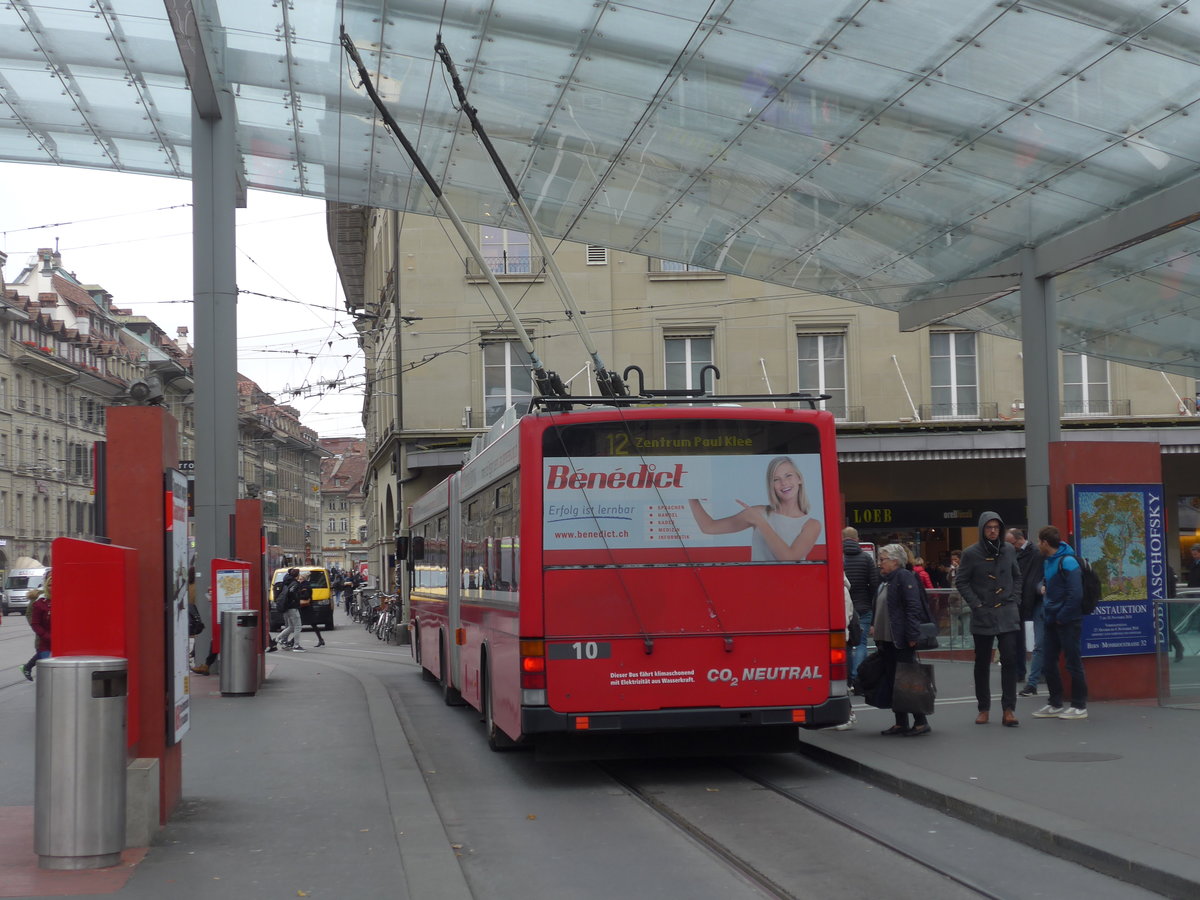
xmin=520 ymin=639 xmax=546 ymax=690
xmin=829 ymin=632 xmax=847 ymax=682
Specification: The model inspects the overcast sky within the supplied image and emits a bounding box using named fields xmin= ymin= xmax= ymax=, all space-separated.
xmin=0 ymin=161 xmax=365 ymax=439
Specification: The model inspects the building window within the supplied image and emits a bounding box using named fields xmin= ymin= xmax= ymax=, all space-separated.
xmin=1063 ymin=353 xmax=1110 ymax=416
xmin=483 ymin=340 xmax=534 ymax=425
xmin=481 ymin=227 xmax=533 ymax=275
xmin=797 ymin=333 xmax=847 ymax=419
xmin=664 ymin=335 xmax=714 ymax=392
xmin=929 ymin=331 xmax=978 ymax=418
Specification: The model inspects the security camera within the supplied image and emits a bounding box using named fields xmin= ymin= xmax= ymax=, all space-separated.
xmin=128 ymin=375 xmax=165 ymax=405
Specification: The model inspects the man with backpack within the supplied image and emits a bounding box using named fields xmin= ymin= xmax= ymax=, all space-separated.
xmin=843 ymin=526 xmax=879 ymax=694
xmin=1032 ymin=525 xmax=1088 ymax=721
xmin=276 ymin=567 xmax=306 ymax=652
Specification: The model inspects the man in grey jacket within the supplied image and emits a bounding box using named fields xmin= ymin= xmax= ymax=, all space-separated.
xmin=956 ymin=511 xmax=1022 ymax=726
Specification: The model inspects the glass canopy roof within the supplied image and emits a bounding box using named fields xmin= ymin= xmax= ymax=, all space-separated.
xmin=4 ymin=0 xmax=1200 ymax=374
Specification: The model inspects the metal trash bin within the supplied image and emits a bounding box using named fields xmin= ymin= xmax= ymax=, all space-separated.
xmin=219 ymin=609 xmax=260 ymax=696
xmin=35 ymin=656 xmax=128 ymax=870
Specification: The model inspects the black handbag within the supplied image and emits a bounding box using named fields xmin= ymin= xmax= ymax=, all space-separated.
xmin=187 ymin=604 xmax=205 ymax=636
xmin=847 ymin=609 xmax=863 ymax=649
xmin=856 ymin=650 xmax=884 ymax=691
xmin=858 ymin=651 xmax=894 ymax=709
xmin=916 ymin=621 xmax=939 ymax=650
xmin=892 ymin=660 xmax=936 ymax=716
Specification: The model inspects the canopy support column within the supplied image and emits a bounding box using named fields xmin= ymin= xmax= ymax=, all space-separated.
xmin=191 ymin=90 xmax=240 ymax=660
xmin=1020 ymin=248 xmax=1060 ymax=533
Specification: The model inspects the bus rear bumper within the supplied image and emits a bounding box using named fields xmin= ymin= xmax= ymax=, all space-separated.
xmin=521 ymin=695 xmax=851 ymax=735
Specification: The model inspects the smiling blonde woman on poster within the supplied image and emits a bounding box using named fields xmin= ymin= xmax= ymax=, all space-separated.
xmin=689 ymin=456 xmax=822 ymax=561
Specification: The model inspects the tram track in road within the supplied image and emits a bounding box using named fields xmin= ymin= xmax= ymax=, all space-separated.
xmin=725 ymin=761 xmax=1007 ymax=900
xmin=599 ymin=762 xmax=798 ymax=900
xmin=599 ymin=758 xmax=1002 ymax=900
xmin=599 ymin=756 xmax=1154 ymax=900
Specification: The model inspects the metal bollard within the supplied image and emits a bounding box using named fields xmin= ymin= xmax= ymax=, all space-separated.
xmin=34 ymin=657 xmax=128 ymax=870
xmin=219 ymin=609 xmax=260 ymax=696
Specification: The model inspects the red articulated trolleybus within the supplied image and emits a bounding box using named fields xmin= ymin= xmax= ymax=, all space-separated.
xmin=404 ymin=397 xmax=850 ymax=755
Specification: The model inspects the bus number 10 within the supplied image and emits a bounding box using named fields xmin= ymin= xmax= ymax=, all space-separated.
xmin=549 ymin=641 xmax=612 ymax=660
xmin=573 ymin=641 xmax=600 ymax=659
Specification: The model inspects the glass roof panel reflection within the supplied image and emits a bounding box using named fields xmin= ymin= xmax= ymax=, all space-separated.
xmin=5 ymin=0 xmax=1200 ymax=373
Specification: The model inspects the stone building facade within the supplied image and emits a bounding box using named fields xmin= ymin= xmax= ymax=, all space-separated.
xmin=318 ymin=437 xmax=368 ymax=574
xmin=0 ymin=249 xmax=326 ymax=577
xmin=328 ymin=208 xmax=1200 ymax=576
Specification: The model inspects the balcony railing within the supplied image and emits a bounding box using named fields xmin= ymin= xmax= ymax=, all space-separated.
xmin=918 ymin=401 xmax=1000 ymax=421
xmin=464 ymin=254 xmax=544 ymax=277
xmin=1061 ymin=399 xmax=1131 ymax=417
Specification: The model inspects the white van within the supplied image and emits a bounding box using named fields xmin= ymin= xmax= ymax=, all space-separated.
xmin=3 ymin=566 xmax=48 ymax=615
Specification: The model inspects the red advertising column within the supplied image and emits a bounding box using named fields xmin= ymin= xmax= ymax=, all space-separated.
xmin=104 ymin=405 xmax=182 ymax=822
xmin=1048 ymin=440 xmax=1161 ymax=700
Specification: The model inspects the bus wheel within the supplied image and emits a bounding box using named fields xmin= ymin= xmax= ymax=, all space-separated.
xmin=440 ymin=634 xmax=464 ymax=706
xmin=483 ymin=665 xmax=517 ymax=752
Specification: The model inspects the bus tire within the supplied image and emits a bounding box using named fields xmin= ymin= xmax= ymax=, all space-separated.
xmin=483 ymin=661 xmax=518 ymax=752
xmin=440 ymin=633 xmax=464 ymax=706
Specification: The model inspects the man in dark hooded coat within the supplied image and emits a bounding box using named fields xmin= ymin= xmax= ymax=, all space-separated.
xmin=955 ymin=511 xmax=1022 ymax=726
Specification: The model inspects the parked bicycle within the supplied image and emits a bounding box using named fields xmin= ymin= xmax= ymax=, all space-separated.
xmin=374 ymin=593 xmax=400 ymax=643
xmin=360 ymin=591 xmax=381 ymax=632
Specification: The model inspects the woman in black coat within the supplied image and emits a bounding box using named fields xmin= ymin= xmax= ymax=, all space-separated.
xmin=872 ymin=543 xmax=932 ymax=737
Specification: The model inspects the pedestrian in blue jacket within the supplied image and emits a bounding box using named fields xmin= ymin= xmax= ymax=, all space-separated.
xmin=1032 ymin=526 xmax=1088 ymax=720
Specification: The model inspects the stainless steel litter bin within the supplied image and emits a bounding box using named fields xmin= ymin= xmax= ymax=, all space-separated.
xmin=219 ymin=609 xmax=260 ymax=696
xmin=34 ymin=656 xmax=128 ymax=870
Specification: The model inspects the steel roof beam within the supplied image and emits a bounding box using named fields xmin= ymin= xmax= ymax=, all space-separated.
xmin=898 ymin=171 xmax=1200 ymax=332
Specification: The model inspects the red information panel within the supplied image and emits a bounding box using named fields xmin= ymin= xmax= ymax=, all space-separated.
xmin=209 ymin=557 xmax=251 ymax=654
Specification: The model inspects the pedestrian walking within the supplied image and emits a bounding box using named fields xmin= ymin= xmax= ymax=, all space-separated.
xmin=277 ymin=567 xmax=306 ymax=651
